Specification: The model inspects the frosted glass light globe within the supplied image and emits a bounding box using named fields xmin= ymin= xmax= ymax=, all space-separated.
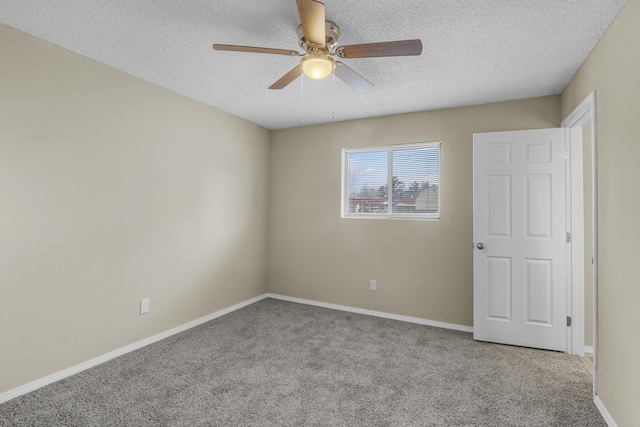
xmin=301 ymin=54 xmax=334 ymax=80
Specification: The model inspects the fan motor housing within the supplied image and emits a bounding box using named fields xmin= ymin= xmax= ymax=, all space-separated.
xmin=297 ymin=21 xmax=340 ymax=52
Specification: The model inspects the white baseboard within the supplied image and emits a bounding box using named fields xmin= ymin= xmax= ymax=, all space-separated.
xmin=594 ymin=395 xmax=618 ymax=427
xmin=584 ymin=345 xmax=594 ymax=354
xmin=266 ymin=293 xmax=474 ymax=333
xmin=0 ymin=293 xmax=269 ymax=405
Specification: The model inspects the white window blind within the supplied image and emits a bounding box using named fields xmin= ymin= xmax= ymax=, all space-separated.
xmin=342 ymin=142 xmax=440 ymax=219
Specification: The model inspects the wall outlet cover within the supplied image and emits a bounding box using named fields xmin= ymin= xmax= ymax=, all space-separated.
xmin=140 ymin=298 xmax=150 ymax=314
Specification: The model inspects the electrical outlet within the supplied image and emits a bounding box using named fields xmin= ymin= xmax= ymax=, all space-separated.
xmin=140 ymin=298 xmax=150 ymax=314
xmin=370 ymin=280 xmax=377 ymax=291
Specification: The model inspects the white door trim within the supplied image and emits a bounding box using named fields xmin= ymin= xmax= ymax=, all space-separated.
xmin=561 ymin=91 xmax=598 ymax=395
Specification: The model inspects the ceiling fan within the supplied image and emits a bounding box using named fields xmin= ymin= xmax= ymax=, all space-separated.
xmin=213 ymin=0 xmax=422 ymax=93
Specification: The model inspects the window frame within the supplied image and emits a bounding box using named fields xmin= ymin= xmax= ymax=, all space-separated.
xmin=341 ymin=141 xmax=441 ymax=220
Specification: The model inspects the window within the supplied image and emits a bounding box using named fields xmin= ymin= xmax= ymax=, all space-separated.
xmin=342 ymin=142 xmax=440 ymax=219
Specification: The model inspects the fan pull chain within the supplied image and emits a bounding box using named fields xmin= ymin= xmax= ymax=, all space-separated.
xmin=331 ymin=70 xmax=336 ymax=121
xmin=299 ymin=74 xmax=304 ymax=126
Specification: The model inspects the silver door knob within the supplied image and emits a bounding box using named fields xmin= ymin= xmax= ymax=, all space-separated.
xmin=476 ymin=243 xmax=485 ymax=250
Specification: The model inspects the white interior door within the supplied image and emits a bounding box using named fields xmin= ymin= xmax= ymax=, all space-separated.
xmin=473 ymin=128 xmax=567 ymax=352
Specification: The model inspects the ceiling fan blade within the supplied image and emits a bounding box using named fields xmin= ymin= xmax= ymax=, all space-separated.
xmin=213 ymin=44 xmax=301 ymax=56
xmin=296 ymin=0 xmax=325 ymax=45
xmin=334 ymin=62 xmax=374 ymax=93
xmin=337 ymin=39 xmax=423 ymax=59
xmin=269 ymin=65 xmax=303 ymax=89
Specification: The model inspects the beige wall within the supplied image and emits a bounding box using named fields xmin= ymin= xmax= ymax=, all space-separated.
xmin=0 ymin=25 xmax=270 ymax=394
xmin=268 ymin=96 xmax=560 ymax=326
xmin=561 ymin=1 xmax=640 ymax=425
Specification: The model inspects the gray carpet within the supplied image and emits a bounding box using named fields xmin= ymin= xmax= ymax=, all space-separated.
xmin=0 ymin=298 xmax=605 ymax=426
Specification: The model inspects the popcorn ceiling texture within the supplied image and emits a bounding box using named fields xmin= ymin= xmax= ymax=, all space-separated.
xmin=0 ymin=0 xmax=626 ymax=129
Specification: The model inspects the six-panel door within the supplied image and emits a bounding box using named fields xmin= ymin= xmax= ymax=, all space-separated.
xmin=473 ymin=128 xmax=567 ymax=352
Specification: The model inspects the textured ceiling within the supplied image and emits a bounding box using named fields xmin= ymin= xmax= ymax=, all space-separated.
xmin=0 ymin=0 xmax=627 ymax=129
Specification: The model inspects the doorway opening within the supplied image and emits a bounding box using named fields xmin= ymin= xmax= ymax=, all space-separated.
xmin=562 ymin=91 xmax=598 ymax=396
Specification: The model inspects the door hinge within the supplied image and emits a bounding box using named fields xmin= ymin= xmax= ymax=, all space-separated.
xmin=567 ymin=316 xmax=572 ymax=327
xmin=565 ymin=151 xmax=570 ymax=161
xmin=566 ymin=232 xmax=571 ymax=243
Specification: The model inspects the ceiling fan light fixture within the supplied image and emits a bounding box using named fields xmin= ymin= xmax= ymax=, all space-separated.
xmin=301 ymin=54 xmax=334 ymax=80
xmin=214 ymin=0 xmax=423 ymax=92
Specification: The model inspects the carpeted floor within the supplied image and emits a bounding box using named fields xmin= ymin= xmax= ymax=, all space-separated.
xmin=0 ymin=298 xmax=605 ymax=426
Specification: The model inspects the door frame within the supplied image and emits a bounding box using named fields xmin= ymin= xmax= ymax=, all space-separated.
xmin=561 ymin=91 xmax=598 ymax=393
